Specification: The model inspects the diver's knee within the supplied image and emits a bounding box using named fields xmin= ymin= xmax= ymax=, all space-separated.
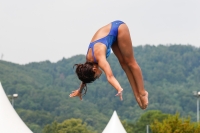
xmin=119 ymin=61 xmax=128 ymax=71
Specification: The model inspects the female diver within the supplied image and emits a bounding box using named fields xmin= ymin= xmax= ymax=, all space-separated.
xmin=69 ymin=20 xmax=148 ymax=109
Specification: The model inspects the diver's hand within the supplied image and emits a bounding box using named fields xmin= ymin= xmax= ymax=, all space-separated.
xmin=69 ymin=89 xmax=82 ymax=100
xmin=115 ymin=89 xmax=123 ymax=101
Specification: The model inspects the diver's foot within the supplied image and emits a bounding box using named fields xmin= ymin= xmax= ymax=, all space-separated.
xmin=136 ymin=97 xmax=143 ymax=109
xmin=140 ymin=91 xmax=148 ymax=110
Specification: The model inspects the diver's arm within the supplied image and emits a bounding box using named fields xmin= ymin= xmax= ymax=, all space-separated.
xmin=78 ymin=82 xmax=86 ymax=93
xmin=97 ymin=56 xmax=123 ymax=100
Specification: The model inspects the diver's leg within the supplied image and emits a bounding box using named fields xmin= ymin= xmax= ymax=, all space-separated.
xmin=112 ymin=42 xmax=143 ymax=108
xmin=116 ymin=24 xmax=148 ymax=109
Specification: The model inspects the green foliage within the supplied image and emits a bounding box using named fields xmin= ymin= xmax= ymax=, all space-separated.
xmin=122 ymin=120 xmax=135 ymax=133
xmin=17 ymin=109 xmax=54 ymax=127
xmin=150 ymin=113 xmax=200 ymax=133
xmin=132 ymin=110 xmax=169 ymax=133
xmin=0 ymin=44 xmax=200 ymax=132
xmin=122 ymin=110 xmax=169 ymax=133
xmin=42 ymin=118 xmax=96 ymax=133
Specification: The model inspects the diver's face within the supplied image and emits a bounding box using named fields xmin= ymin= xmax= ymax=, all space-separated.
xmin=93 ymin=64 xmax=102 ymax=79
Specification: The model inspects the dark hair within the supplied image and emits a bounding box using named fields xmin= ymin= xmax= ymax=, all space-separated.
xmin=73 ymin=62 xmax=98 ymax=96
xmin=73 ymin=62 xmax=97 ymax=83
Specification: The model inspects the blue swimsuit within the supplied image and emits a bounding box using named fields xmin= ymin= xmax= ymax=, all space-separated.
xmin=87 ymin=20 xmax=125 ymax=62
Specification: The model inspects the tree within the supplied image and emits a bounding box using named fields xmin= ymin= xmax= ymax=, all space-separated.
xmin=150 ymin=113 xmax=200 ymax=133
xmin=42 ymin=118 xmax=96 ymax=133
xmin=131 ymin=110 xmax=169 ymax=133
xmin=122 ymin=110 xmax=169 ymax=133
xmin=1 ymin=45 xmax=200 ymax=133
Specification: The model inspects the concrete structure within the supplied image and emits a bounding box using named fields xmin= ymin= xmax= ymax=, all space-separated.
xmin=102 ymin=110 xmax=127 ymax=133
xmin=0 ymin=82 xmax=33 ymax=133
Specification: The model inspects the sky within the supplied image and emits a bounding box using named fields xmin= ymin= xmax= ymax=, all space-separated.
xmin=0 ymin=0 xmax=200 ymax=64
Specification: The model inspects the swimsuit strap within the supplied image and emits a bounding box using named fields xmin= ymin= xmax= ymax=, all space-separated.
xmin=87 ymin=42 xmax=97 ymax=63
xmin=91 ymin=44 xmax=97 ymax=62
